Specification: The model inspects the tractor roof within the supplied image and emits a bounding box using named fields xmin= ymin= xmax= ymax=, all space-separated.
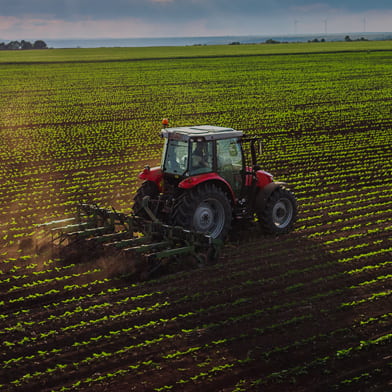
xmin=161 ymin=125 xmax=243 ymax=142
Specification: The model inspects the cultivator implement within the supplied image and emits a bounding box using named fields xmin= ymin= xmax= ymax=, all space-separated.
xmin=40 ymin=201 xmax=222 ymax=278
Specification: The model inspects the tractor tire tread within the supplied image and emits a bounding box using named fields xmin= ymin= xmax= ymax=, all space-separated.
xmin=258 ymin=186 xmax=297 ymax=235
xmin=133 ymin=181 xmax=159 ymax=217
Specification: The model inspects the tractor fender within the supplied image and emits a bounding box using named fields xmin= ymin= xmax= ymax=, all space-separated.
xmin=255 ymin=170 xmax=274 ymax=188
xmin=138 ymin=166 xmax=163 ymax=191
xmin=179 ymin=173 xmax=236 ymax=203
xmin=255 ymin=181 xmax=288 ymax=211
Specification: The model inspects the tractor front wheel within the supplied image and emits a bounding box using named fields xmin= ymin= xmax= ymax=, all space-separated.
xmin=257 ymin=187 xmax=297 ymax=234
xmin=173 ymin=183 xmax=232 ymax=239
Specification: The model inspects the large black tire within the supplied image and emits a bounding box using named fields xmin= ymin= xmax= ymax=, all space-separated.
xmin=173 ymin=183 xmax=232 ymax=239
xmin=257 ymin=187 xmax=297 ymax=234
xmin=133 ymin=181 xmax=159 ymax=218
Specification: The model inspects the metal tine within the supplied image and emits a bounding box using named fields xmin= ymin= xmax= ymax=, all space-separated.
xmin=128 ymin=241 xmax=171 ymax=254
xmin=85 ymin=231 xmax=134 ymax=243
xmin=105 ymin=236 xmax=148 ymax=249
xmin=50 ymin=222 xmax=91 ymax=234
xmin=39 ymin=218 xmax=78 ymax=229
xmin=67 ymin=226 xmax=114 ymax=238
xmin=80 ymin=203 xmax=129 ymax=221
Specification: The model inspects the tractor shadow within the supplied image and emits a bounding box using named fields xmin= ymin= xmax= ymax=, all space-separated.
xmin=227 ymin=219 xmax=263 ymax=244
xmin=224 ymin=219 xmax=335 ymax=270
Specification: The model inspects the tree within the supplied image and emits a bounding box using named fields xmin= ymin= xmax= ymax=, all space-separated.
xmin=265 ymin=39 xmax=280 ymax=44
xmin=21 ymin=40 xmax=33 ymax=50
xmin=33 ymin=40 xmax=47 ymax=49
xmin=6 ymin=40 xmax=21 ymax=50
xmin=0 ymin=39 xmax=47 ymax=50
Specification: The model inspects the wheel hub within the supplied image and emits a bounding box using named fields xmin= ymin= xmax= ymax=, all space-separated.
xmin=194 ymin=204 xmax=214 ymax=231
xmin=272 ymin=199 xmax=293 ymax=228
xmin=198 ymin=206 xmax=213 ymax=230
xmin=193 ymin=199 xmax=225 ymax=238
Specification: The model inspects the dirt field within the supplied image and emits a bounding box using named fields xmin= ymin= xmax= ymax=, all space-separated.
xmin=0 ymin=44 xmax=391 ymax=391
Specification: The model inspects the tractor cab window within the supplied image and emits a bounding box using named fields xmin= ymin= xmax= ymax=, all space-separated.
xmin=216 ymin=138 xmax=243 ymax=196
xmin=189 ymin=141 xmax=213 ymax=175
xmin=163 ymin=139 xmax=189 ymax=174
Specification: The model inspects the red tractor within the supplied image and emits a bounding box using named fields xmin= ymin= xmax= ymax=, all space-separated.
xmin=133 ymin=121 xmax=297 ymax=240
xmin=41 ymin=121 xmax=298 ymax=276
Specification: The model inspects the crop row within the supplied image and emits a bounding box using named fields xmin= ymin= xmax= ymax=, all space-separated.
xmin=3 ymin=283 xmax=389 ymax=391
xmin=2 ymin=236 xmax=390 ymax=386
xmin=1 ymin=45 xmax=391 ymax=390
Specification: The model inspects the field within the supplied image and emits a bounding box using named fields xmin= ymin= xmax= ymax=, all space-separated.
xmin=0 ymin=42 xmax=391 ymax=391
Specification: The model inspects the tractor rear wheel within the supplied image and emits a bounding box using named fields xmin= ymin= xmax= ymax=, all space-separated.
xmin=133 ymin=181 xmax=159 ymax=218
xmin=173 ymin=183 xmax=232 ymax=239
xmin=257 ymin=187 xmax=297 ymax=234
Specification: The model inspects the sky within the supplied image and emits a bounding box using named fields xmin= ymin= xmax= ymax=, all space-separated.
xmin=1 ymin=0 xmax=391 ymax=40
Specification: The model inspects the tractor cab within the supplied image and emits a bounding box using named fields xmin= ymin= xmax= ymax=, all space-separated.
xmin=161 ymin=125 xmax=244 ymax=197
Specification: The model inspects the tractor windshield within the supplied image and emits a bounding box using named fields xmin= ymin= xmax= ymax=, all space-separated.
xmin=162 ymin=139 xmax=189 ymax=174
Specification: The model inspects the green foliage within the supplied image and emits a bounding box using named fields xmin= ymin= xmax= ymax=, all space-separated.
xmin=0 ymin=41 xmax=391 ymax=392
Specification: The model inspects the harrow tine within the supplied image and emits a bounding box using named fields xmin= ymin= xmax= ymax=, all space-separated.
xmin=40 ymin=217 xmax=77 ymax=229
xmin=67 ymin=226 xmax=115 ymax=238
xmin=105 ymin=237 xmax=148 ymax=249
xmin=127 ymin=241 xmax=171 ymax=254
xmin=50 ymin=222 xmax=91 ymax=233
xmin=85 ymin=231 xmax=133 ymax=243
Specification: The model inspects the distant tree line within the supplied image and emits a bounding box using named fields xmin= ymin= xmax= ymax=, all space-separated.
xmin=0 ymin=40 xmax=48 ymax=50
xmin=344 ymin=35 xmax=368 ymax=42
xmin=265 ymin=36 xmax=369 ymax=45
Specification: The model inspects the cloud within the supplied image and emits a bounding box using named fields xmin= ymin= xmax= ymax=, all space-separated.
xmin=290 ymin=3 xmax=331 ymax=13
xmin=0 ymin=1 xmax=391 ymax=39
xmin=0 ymin=14 xmax=217 ymax=40
xmin=1 ymin=1 xmax=391 ymax=21
xmin=150 ymin=0 xmax=175 ymax=3
xmin=0 ymin=1 xmax=289 ymax=21
xmin=0 ymin=16 xmax=19 ymax=31
xmin=0 ymin=16 xmax=151 ymax=39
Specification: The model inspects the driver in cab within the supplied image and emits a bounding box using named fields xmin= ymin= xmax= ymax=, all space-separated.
xmin=191 ymin=142 xmax=209 ymax=170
